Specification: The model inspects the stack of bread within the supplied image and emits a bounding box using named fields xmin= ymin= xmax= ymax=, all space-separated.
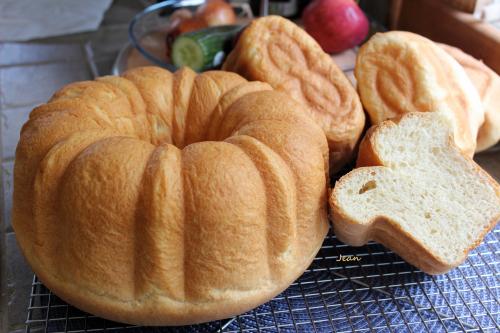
xmin=354 ymin=30 xmax=500 ymax=155
xmin=224 ymin=19 xmax=500 ymax=274
xmin=11 ymin=14 xmax=500 ymax=326
xmin=331 ymin=30 xmax=500 ymax=274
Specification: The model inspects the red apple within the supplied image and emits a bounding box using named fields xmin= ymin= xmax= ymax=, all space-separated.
xmin=302 ymin=0 xmax=369 ymax=54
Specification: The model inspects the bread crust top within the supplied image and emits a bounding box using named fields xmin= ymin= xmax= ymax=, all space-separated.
xmin=223 ymin=15 xmax=366 ymax=172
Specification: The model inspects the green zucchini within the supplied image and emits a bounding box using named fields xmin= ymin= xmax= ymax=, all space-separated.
xmin=171 ymin=25 xmax=242 ymax=72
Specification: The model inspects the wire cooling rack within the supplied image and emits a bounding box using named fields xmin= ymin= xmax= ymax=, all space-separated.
xmin=24 ymin=224 xmax=499 ymax=333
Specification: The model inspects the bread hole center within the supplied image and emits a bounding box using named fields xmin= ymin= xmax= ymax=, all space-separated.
xmin=359 ymin=180 xmax=377 ymax=194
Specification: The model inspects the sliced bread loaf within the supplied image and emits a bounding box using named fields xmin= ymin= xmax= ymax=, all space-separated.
xmin=330 ymin=112 xmax=500 ymax=274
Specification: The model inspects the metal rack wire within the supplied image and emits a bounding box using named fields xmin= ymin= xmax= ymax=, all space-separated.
xmin=25 ymin=225 xmax=499 ymax=333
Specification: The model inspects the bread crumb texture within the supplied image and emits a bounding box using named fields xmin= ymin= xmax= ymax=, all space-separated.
xmin=331 ymin=112 xmax=500 ymax=274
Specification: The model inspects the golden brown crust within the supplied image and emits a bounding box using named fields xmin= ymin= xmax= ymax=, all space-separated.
xmin=13 ymin=66 xmax=329 ymax=325
xmin=122 ymin=67 xmax=175 ymax=145
xmin=171 ymin=67 xmax=196 ymax=148
xmin=439 ymin=43 xmax=500 ymax=152
xmin=24 ymin=237 xmax=323 ymax=325
xmin=355 ymin=126 xmax=383 ymax=168
xmin=184 ymin=71 xmax=246 ymax=146
xmin=355 ymin=31 xmax=484 ymax=157
xmin=330 ymin=112 xmax=500 ymax=275
xmin=223 ymin=16 xmax=365 ymax=172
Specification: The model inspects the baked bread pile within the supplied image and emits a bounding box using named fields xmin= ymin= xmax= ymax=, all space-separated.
xmin=355 ymin=31 xmax=484 ymax=156
xmin=11 ymin=14 xmax=500 ymax=326
xmin=13 ymin=66 xmax=329 ymax=325
xmin=223 ymin=15 xmax=366 ymax=172
xmin=331 ymin=112 xmax=500 ymax=274
xmin=331 ymin=31 xmax=500 ymax=274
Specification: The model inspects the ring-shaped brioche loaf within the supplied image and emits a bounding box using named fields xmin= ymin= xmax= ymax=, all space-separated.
xmin=12 ymin=67 xmax=330 ymax=325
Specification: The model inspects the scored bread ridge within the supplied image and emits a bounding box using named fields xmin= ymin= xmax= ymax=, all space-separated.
xmin=12 ymin=66 xmax=330 ymax=325
xmin=439 ymin=43 xmax=500 ymax=152
xmin=223 ymin=15 xmax=366 ymax=172
xmin=330 ymin=112 xmax=500 ymax=274
xmin=355 ymin=31 xmax=484 ymax=157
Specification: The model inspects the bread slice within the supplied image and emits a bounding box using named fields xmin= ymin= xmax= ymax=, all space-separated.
xmin=330 ymin=112 xmax=500 ymax=274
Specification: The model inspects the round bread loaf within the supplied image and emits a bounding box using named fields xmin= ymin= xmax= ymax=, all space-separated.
xmin=439 ymin=43 xmax=500 ymax=152
xmin=223 ymin=16 xmax=366 ymax=173
xmin=12 ymin=67 xmax=329 ymax=325
xmin=355 ymin=31 xmax=484 ymax=157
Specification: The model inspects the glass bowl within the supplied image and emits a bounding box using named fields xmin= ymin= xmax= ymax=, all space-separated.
xmin=125 ymin=0 xmax=254 ymax=73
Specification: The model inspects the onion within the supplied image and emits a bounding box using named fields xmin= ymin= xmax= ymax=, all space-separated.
xmin=196 ymin=0 xmax=236 ymax=26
